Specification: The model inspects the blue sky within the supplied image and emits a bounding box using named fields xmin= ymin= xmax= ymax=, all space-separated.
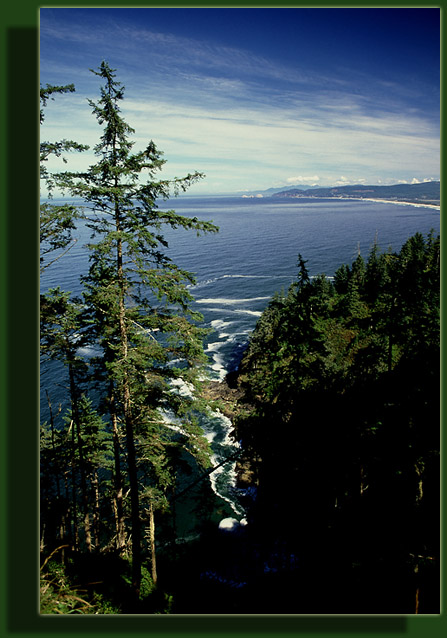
xmin=40 ymin=7 xmax=440 ymax=195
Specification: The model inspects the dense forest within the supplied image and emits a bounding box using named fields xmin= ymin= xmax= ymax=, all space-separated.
xmin=231 ymin=233 xmax=440 ymax=613
xmin=40 ymin=63 xmax=439 ymax=614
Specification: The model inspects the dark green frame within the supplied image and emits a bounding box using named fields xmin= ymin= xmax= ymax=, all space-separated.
xmin=0 ymin=2 xmax=444 ymax=636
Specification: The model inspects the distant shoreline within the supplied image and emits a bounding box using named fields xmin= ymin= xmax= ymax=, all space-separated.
xmin=42 ymin=194 xmax=441 ymax=211
xmin=272 ymin=195 xmax=440 ymax=210
xmin=345 ymin=197 xmax=440 ymax=211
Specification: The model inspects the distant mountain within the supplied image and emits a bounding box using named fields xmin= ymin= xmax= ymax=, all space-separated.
xmin=235 ymin=184 xmax=321 ymax=197
xmin=262 ymin=184 xmax=322 ymax=194
xmin=272 ymin=181 xmax=440 ymax=205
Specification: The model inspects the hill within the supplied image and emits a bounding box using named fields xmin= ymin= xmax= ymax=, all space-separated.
xmin=272 ymin=181 xmax=440 ymax=205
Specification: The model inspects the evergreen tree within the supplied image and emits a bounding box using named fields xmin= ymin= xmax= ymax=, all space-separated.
xmin=40 ymin=288 xmax=93 ymax=550
xmin=234 ymin=232 xmax=440 ymax=612
xmin=57 ymin=61 xmax=217 ymax=600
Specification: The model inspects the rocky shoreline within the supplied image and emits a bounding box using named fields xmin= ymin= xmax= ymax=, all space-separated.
xmin=202 ymin=372 xmax=256 ymax=489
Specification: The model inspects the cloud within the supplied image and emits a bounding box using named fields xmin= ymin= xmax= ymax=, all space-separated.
xmin=286 ymin=175 xmax=320 ymax=184
xmin=40 ymin=11 xmax=440 ymax=194
xmin=333 ymin=176 xmax=352 ymax=186
xmin=41 ymin=89 xmax=440 ymax=194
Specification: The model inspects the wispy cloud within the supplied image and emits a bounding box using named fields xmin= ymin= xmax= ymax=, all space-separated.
xmin=286 ymin=176 xmax=320 ymax=184
xmin=40 ymin=10 xmax=440 ymax=193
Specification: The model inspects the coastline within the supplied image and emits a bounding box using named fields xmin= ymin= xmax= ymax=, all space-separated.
xmin=349 ymin=197 xmax=440 ymax=210
xmin=203 ymin=374 xmax=257 ymax=490
xmin=277 ymin=195 xmax=440 ymax=210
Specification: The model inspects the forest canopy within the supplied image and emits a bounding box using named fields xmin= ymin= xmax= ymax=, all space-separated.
xmin=232 ymin=230 xmax=440 ymax=613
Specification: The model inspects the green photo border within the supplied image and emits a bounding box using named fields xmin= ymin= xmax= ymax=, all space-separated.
xmin=0 ymin=1 xmax=444 ymax=636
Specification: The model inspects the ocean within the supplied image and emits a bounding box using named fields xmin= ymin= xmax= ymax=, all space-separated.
xmin=40 ymin=195 xmax=440 ymax=535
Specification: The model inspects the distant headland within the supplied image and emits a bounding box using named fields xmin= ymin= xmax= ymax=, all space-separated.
xmin=271 ymin=181 xmax=440 ymax=207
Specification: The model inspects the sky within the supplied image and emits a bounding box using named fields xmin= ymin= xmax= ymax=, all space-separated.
xmin=39 ymin=7 xmax=440 ymax=196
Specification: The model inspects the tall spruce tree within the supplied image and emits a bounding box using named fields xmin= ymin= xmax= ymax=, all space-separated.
xmin=57 ymin=61 xmax=217 ymax=600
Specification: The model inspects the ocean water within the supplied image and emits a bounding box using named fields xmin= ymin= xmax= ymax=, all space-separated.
xmin=40 ymin=195 xmax=440 ymax=532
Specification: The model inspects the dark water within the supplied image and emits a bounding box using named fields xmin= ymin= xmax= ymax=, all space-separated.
xmin=40 ymin=195 xmax=440 ymax=532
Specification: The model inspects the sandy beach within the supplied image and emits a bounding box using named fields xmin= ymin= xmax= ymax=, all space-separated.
xmin=346 ymin=197 xmax=440 ymax=211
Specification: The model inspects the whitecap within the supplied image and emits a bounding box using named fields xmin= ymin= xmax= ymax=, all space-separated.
xmin=167 ymin=358 xmax=183 ymax=368
xmin=75 ymin=345 xmax=102 ymax=358
xmin=210 ymin=319 xmax=234 ymax=333
xmin=204 ymin=431 xmax=216 ymax=444
xmin=187 ymin=276 xmax=220 ymax=290
xmin=221 ymin=274 xmax=284 ymax=280
xmin=200 ymin=307 xmax=234 ymax=314
xmin=197 ymin=296 xmax=270 ymax=305
xmin=233 ymin=309 xmax=263 ymax=317
xmin=210 ymin=361 xmax=227 ymax=381
xmin=201 ymin=307 xmax=263 ymax=316
xmin=209 ymin=461 xmax=244 ymax=515
xmin=169 ymin=377 xmax=195 ymax=398
xmin=205 ymin=341 xmax=225 ymax=353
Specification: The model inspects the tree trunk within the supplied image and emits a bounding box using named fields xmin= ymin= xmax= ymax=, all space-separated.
xmin=60 ymin=515 xmax=66 ymax=564
xmin=92 ymin=470 xmax=100 ymax=550
xmin=116 ymin=223 xmax=141 ymax=601
xmin=414 ymin=461 xmax=424 ymax=504
xmin=110 ymin=388 xmax=126 ymax=552
xmin=148 ymin=501 xmax=157 ymax=586
xmin=414 ymin=563 xmax=420 ymax=613
xmin=68 ymin=360 xmax=92 ymax=552
xmin=40 ymin=522 xmax=45 ymax=552
xmin=46 ymin=390 xmax=61 ymax=498
xmin=387 ymin=296 xmax=396 ymax=373
xmin=69 ymin=419 xmax=79 ymax=550
xmin=125 ymin=406 xmax=141 ymax=601
xmin=63 ymin=472 xmax=72 ymax=556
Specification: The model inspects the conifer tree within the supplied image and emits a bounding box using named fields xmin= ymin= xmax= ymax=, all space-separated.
xmin=40 ymin=288 xmax=94 ymax=550
xmin=58 ymin=61 xmax=217 ymax=600
xmin=235 ymin=232 xmax=439 ymax=612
